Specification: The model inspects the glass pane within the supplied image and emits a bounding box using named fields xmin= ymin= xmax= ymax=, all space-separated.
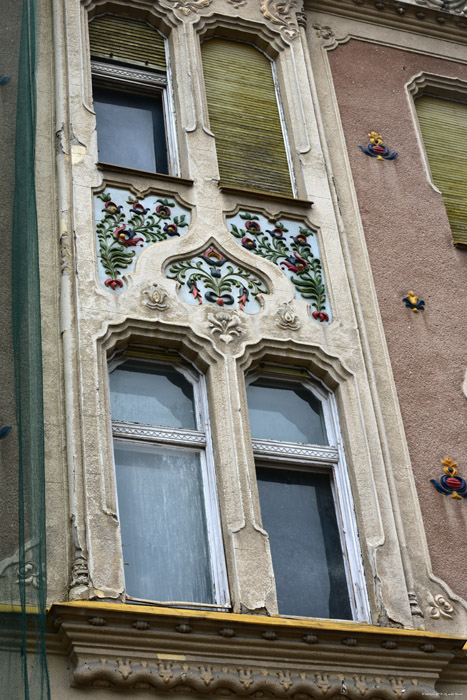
xmin=247 ymin=379 xmax=328 ymax=445
xmin=109 ymin=361 xmax=196 ymax=429
xmin=257 ymin=467 xmax=352 ymax=619
xmin=115 ymin=442 xmax=214 ymax=603
xmin=94 ymin=86 xmax=168 ymax=173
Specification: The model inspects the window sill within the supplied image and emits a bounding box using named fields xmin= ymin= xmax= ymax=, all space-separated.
xmin=219 ymin=185 xmax=313 ymax=209
xmin=48 ymin=601 xmax=466 ymax=693
xmin=98 ymin=162 xmax=194 ymax=188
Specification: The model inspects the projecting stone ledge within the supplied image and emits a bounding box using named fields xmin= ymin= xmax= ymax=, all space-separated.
xmin=48 ymin=601 xmax=467 ymax=697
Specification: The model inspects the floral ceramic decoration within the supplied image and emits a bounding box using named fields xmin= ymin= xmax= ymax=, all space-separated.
xmin=94 ymin=187 xmax=190 ymax=292
xmin=228 ymin=212 xmax=331 ymax=323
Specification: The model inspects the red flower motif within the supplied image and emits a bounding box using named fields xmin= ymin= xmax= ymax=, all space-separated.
xmin=105 ymin=278 xmax=124 ymax=290
xmin=245 ymin=220 xmax=261 ymax=232
xmin=241 ymin=237 xmax=257 ymax=250
xmin=156 ymin=205 xmax=171 ymax=217
xmin=312 ymin=310 xmax=329 ymax=323
xmin=281 ymin=254 xmax=308 ymax=273
xmin=114 ymin=225 xmax=143 ymax=247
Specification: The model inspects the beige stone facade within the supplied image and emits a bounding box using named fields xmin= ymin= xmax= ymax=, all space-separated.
xmin=2 ymin=0 xmax=467 ymax=696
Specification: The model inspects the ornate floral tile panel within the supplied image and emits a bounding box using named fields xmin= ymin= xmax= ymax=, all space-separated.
xmin=227 ymin=211 xmax=331 ymax=323
xmin=166 ymin=246 xmax=268 ymax=314
xmin=94 ymin=187 xmax=191 ymax=292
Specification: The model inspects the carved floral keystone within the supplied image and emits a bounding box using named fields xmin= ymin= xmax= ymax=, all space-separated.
xmin=207 ymin=311 xmax=243 ymax=344
xmin=275 ymin=302 xmax=301 ymax=330
xmin=143 ymin=282 xmax=169 ymax=311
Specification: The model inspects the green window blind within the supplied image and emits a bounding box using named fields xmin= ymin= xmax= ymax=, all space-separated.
xmin=89 ymin=15 xmax=166 ymax=72
xmin=415 ymin=96 xmax=467 ymax=249
xmin=201 ymin=39 xmax=293 ymax=197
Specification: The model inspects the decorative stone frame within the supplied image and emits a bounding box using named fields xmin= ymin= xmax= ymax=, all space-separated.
xmin=244 ymin=364 xmax=370 ymax=621
xmin=43 ymin=0 xmax=467 ymax=637
xmin=406 ymin=72 xmax=467 ymax=194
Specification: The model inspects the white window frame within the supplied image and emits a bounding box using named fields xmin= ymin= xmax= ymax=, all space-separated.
xmin=109 ymin=350 xmax=230 ymax=609
xmin=246 ymin=367 xmax=370 ymax=622
xmin=91 ymin=32 xmax=179 ymax=176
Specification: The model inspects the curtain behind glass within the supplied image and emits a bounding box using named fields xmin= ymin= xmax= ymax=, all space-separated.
xmin=115 ymin=442 xmax=214 ymax=604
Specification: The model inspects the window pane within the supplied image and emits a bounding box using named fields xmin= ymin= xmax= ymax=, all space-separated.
xmin=257 ymin=467 xmax=352 ymax=619
xmin=94 ymin=87 xmax=168 ymax=173
xmin=109 ymin=361 xmax=196 ymax=429
xmin=247 ymin=379 xmax=328 ymax=445
xmin=115 ymin=442 xmax=214 ymax=603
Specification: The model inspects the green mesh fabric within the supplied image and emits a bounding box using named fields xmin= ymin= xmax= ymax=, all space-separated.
xmin=0 ymin=0 xmax=50 ymax=697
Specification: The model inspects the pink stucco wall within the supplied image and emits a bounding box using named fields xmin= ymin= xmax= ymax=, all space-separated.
xmin=328 ymin=40 xmax=467 ymax=599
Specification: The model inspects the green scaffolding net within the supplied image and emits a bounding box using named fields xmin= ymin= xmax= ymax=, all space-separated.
xmin=0 ymin=0 xmax=50 ymax=697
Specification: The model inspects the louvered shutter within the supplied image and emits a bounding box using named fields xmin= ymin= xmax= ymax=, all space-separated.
xmin=89 ymin=15 xmax=166 ymax=72
xmin=202 ymin=39 xmax=293 ymax=197
xmin=415 ymin=96 xmax=467 ymax=249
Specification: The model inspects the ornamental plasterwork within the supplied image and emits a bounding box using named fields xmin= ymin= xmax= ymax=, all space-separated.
xmin=207 ymin=310 xmax=243 ymax=343
xmin=159 ymin=0 xmax=245 ymax=15
xmin=142 ymin=282 xmax=169 ymax=311
xmin=411 ymin=0 xmax=466 ymax=12
xmin=427 ymin=592 xmax=456 ymax=620
xmin=260 ymin=0 xmax=300 ymax=39
xmin=275 ymin=302 xmax=301 ymax=330
xmin=72 ymin=658 xmax=433 ymax=696
xmin=94 ymin=188 xmax=190 ymax=292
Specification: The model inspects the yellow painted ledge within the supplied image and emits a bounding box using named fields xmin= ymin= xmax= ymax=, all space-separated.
xmin=51 ymin=600 xmax=467 ymax=644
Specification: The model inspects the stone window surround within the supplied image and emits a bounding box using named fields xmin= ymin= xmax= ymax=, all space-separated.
xmin=46 ymin=0 xmax=467 ymax=635
xmin=109 ymin=349 xmax=230 ymax=608
xmin=406 ymin=71 xmax=467 ymax=195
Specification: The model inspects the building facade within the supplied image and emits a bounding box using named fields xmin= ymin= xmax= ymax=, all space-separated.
xmin=1 ymin=0 xmax=467 ymax=697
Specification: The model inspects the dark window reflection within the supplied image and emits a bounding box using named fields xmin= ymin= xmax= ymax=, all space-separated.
xmin=94 ymin=86 xmax=168 ymax=173
xmin=257 ymin=467 xmax=352 ymax=619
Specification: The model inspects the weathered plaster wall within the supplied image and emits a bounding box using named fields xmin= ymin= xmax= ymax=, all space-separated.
xmin=328 ymin=39 xmax=467 ymax=599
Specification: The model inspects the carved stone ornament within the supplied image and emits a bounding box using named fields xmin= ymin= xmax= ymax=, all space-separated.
xmin=207 ymin=310 xmax=243 ymax=344
xmin=160 ymin=0 xmax=213 ymax=15
xmin=52 ymin=601 xmax=463 ymax=697
xmin=260 ymin=0 xmax=300 ymax=40
xmin=312 ymin=23 xmax=335 ymax=39
xmin=415 ymin=0 xmax=467 ymax=13
xmin=427 ymin=592 xmax=455 ymax=620
xmin=160 ymin=0 xmax=245 ymax=14
xmin=16 ymin=562 xmax=39 ymax=589
xmin=143 ymin=282 xmax=169 ymax=311
xmin=69 ymin=556 xmax=90 ymax=598
xmin=72 ymin=657 xmax=435 ymax=696
xmin=275 ymin=302 xmax=301 ymax=330
xmin=408 ymin=590 xmax=424 ymax=618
